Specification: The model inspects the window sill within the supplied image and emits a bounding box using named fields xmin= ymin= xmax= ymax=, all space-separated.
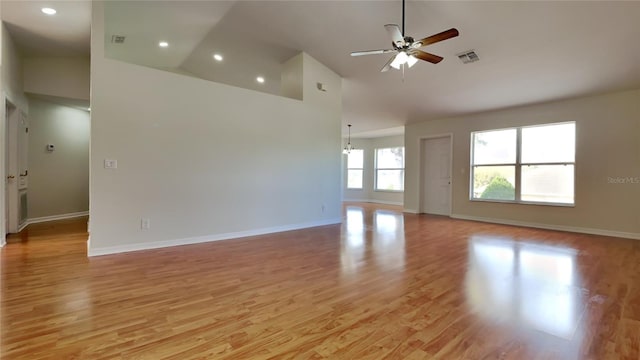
xmin=470 ymin=198 xmax=575 ymax=208
xmin=374 ymin=189 xmax=404 ymax=193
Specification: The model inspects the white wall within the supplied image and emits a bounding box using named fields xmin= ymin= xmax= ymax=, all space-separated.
xmin=23 ymin=57 xmax=90 ymax=100
xmin=27 ymin=97 xmax=89 ymax=219
xmin=89 ymin=2 xmax=342 ymax=255
xmin=343 ymin=135 xmax=404 ymax=205
xmin=405 ymin=88 xmax=640 ymax=238
xmin=1 ymin=23 xmax=28 ymax=111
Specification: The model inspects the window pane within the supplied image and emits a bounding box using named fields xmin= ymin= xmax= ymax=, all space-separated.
xmin=522 ymin=123 xmax=575 ymax=163
xmin=473 ymin=129 xmax=517 ymax=165
xmin=347 ymin=169 xmax=363 ymax=189
xmin=376 ymin=170 xmax=404 ymax=191
xmin=347 ymin=149 xmax=364 ymax=169
xmin=521 ymin=165 xmax=574 ymax=204
xmin=376 ymin=147 xmax=404 ymax=168
xmin=472 ymin=166 xmax=515 ymax=200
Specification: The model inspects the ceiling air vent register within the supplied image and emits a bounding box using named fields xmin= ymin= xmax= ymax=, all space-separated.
xmin=458 ymin=50 xmax=479 ymax=64
xmin=111 ymin=35 xmax=126 ymax=44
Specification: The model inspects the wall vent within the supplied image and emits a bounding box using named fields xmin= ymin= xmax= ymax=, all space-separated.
xmin=457 ymin=50 xmax=479 ymax=64
xmin=111 ymin=35 xmax=126 ymax=44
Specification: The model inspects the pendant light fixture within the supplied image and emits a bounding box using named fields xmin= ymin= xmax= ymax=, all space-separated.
xmin=343 ymin=124 xmax=355 ymax=154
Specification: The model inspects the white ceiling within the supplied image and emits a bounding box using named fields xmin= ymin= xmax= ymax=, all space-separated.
xmin=1 ymin=0 xmax=90 ymax=56
xmin=104 ymin=1 xmax=235 ymax=69
xmin=3 ymin=1 xmax=640 ymax=137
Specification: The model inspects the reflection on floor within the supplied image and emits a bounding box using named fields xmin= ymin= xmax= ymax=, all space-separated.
xmin=466 ymin=236 xmax=582 ymax=340
xmin=1 ymin=203 xmax=639 ymax=359
xmin=342 ymin=207 xmax=405 ymax=277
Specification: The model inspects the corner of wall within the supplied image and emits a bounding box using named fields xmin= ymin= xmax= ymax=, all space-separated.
xmin=281 ymin=53 xmax=303 ymax=100
xmin=301 ymin=52 xmax=342 ymax=110
xmin=1 ymin=23 xmax=28 ymax=113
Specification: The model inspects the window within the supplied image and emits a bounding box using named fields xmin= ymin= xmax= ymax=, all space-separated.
xmin=375 ymin=147 xmax=405 ymax=191
xmin=471 ymin=122 xmax=575 ymax=205
xmin=346 ymin=149 xmax=364 ymax=189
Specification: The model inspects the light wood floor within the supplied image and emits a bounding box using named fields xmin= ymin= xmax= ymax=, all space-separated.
xmin=1 ymin=203 xmax=639 ymax=359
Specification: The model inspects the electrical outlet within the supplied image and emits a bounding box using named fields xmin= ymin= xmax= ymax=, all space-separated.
xmin=141 ymin=218 xmax=151 ymax=230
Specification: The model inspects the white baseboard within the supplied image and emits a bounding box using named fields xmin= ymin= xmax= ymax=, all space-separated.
xmin=343 ymin=199 xmax=403 ymax=206
xmin=88 ymin=217 xmax=342 ymax=257
xmin=403 ymin=209 xmax=419 ymax=214
xmin=451 ymin=214 xmax=640 ymax=240
xmin=17 ymin=222 xmax=29 ymax=232
xmin=27 ymin=211 xmax=89 ymax=225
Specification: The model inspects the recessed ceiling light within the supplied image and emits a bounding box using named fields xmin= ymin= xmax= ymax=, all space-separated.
xmin=41 ymin=7 xmax=57 ymax=15
xmin=256 ymin=76 xmax=265 ymax=84
xmin=213 ymin=54 xmax=223 ymax=62
xmin=158 ymin=41 xmax=169 ymax=48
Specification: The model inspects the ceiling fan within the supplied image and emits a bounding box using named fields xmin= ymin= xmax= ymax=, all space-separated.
xmin=351 ymin=0 xmax=459 ymax=72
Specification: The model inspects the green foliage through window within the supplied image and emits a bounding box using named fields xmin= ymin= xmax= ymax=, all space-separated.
xmin=480 ymin=176 xmax=515 ymax=200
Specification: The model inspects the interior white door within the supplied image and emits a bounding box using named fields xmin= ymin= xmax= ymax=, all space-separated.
xmin=421 ymin=136 xmax=451 ymax=215
xmin=4 ymin=101 xmax=19 ymax=234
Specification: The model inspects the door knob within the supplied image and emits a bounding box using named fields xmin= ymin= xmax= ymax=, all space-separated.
xmin=7 ymin=175 xmax=15 ymax=179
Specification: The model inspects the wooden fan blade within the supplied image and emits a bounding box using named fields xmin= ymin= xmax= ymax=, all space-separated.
xmin=381 ymin=54 xmax=397 ymax=72
xmin=384 ymin=24 xmax=405 ymax=47
xmin=416 ymin=28 xmax=459 ymax=47
xmin=412 ymin=50 xmax=443 ymax=64
xmin=351 ymin=49 xmax=395 ymax=57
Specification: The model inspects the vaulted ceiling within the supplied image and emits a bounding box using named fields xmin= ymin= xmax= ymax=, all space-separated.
xmin=3 ymin=1 xmax=640 ymax=137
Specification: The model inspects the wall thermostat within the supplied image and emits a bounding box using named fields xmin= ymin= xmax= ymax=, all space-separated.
xmin=46 ymin=144 xmax=55 ymax=152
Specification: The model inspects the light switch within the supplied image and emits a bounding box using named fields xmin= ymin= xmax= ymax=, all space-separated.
xmin=104 ymin=159 xmax=117 ymax=169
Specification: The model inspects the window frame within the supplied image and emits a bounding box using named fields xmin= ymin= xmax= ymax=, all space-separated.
xmin=346 ymin=149 xmax=364 ymax=190
xmin=470 ymin=122 xmax=575 ymax=207
xmin=374 ymin=146 xmax=405 ymax=192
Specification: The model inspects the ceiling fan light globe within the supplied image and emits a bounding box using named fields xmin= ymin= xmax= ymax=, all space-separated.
xmin=407 ymin=55 xmax=419 ymax=68
xmin=390 ymin=52 xmax=408 ymax=69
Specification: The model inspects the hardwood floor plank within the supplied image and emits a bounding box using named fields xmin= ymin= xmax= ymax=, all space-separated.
xmin=2 ymin=204 xmax=640 ymax=359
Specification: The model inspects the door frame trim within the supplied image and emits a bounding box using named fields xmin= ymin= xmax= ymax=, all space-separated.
xmin=418 ymin=133 xmax=454 ymax=216
xmin=1 ymin=93 xmax=6 ymax=245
